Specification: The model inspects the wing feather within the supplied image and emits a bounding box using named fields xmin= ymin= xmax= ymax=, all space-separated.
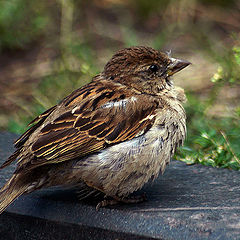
xmin=10 ymin=80 xmax=159 ymax=172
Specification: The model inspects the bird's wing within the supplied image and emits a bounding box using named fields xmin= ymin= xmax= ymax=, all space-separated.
xmin=0 ymin=106 xmax=57 ymax=169
xmin=15 ymin=105 xmax=57 ymax=148
xmin=13 ymin=80 xmax=159 ymax=172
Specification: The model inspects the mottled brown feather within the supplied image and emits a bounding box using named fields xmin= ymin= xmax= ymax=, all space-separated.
xmin=0 ymin=106 xmax=57 ymax=169
xmin=14 ymin=80 xmax=158 ymax=172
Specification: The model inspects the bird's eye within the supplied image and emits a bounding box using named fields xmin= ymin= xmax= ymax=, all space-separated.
xmin=149 ymin=64 xmax=159 ymax=72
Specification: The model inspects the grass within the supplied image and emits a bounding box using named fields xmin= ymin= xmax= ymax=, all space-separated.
xmin=176 ymin=44 xmax=240 ymax=170
xmin=176 ymin=93 xmax=240 ymax=170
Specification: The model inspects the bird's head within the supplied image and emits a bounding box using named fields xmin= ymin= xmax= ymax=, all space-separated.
xmin=102 ymin=46 xmax=190 ymax=95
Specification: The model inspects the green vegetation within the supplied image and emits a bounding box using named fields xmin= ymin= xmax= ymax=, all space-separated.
xmin=0 ymin=0 xmax=49 ymax=50
xmin=1 ymin=0 xmax=239 ymax=170
xmin=176 ymin=94 xmax=240 ymax=170
xmin=176 ymin=45 xmax=240 ymax=170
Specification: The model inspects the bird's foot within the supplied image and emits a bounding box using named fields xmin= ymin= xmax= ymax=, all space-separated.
xmin=96 ymin=193 xmax=147 ymax=210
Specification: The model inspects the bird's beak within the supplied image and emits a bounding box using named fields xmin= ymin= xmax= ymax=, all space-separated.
xmin=167 ymin=57 xmax=191 ymax=76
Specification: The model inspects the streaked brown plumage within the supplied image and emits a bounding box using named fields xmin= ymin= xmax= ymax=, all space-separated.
xmin=0 ymin=46 xmax=190 ymax=213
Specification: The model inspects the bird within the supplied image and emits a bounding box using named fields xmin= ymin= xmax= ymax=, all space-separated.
xmin=0 ymin=46 xmax=190 ymax=213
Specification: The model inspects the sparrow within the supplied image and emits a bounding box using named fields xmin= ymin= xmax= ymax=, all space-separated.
xmin=0 ymin=46 xmax=190 ymax=213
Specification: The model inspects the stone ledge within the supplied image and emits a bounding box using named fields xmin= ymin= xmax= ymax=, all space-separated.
xmin=0 ymin=132 xmax=240 ymax=240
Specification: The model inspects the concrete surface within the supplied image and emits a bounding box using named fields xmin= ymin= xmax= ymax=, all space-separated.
xmin=0 ymin=132 xmax=239 ymax=240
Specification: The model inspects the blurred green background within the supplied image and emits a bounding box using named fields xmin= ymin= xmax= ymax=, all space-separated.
xmin=0 ymin=0 xmax=239 ymax=169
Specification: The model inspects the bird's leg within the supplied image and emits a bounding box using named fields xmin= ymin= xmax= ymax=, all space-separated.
xmin=96 ymin=193 xmax=147 ymax=210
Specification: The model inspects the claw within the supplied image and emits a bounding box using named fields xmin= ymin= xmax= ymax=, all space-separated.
xmin=95 ymin=193 xmax=147 ymax=210
xmin=96 ymin=199 xmax=119 ymax=211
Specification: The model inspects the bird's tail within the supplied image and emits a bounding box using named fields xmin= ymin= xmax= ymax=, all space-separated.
xmin=0 ymin=174 xmax=31 ymax=214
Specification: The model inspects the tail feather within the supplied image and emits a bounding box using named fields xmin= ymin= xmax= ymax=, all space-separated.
xmin=0 ymin=174 xmax=31 ymax=214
